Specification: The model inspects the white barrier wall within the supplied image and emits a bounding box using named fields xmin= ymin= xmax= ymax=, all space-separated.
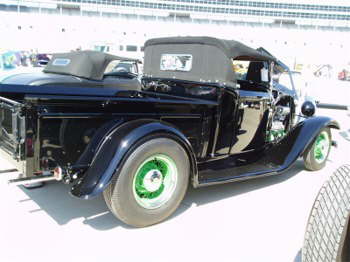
xmin=0 ymin=11 xmax=349 ymax=68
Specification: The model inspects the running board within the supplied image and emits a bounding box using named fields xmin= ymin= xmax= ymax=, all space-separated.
xmin=197 ymin=155 xmax=280 ymax=187
xmin=196 ymin=116 xmax=339 ymax=187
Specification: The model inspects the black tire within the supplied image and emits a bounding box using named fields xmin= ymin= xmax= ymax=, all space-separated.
xmin=302 ymin=164 xmax=350 ymax=262
xmin=103 ymin=137 xmax=190 ymax=227
xmin=303 ymin=127 xmax=331 ymax=171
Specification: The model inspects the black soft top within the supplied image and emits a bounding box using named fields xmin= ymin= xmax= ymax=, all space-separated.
xmin=144 ymin=36 xmax=275 ymax=87
xmin=43 ymin=50 xmax=139 ymax=81
xmin=145 ymin=36 xmax=275 ymax=61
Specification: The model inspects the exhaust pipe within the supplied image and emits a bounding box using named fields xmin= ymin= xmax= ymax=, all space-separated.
xmin=8 ymin=167 xmax=63 ymax=186
xmin=0 ymin=169 xmax=17 ymax=174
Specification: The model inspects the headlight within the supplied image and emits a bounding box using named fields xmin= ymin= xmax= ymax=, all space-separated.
xmin=301 ymin=101 xmax=316 ymax=117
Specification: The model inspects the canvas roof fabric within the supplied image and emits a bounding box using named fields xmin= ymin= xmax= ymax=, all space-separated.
xmin=44 ymin=50 xmax=139 ymax=81
xmin=145 ymin=36 xmax=276 ymax=62
xmin=144 ymin=36 xmax=275 ymax=87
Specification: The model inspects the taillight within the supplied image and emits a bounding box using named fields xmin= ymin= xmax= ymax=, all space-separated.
xmin=26 ymin=137 xmax=34 ymax=157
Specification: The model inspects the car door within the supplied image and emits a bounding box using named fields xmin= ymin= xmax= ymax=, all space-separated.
xmin=230 ymin=89 xmax=271 ymax=154
xmin=230 ymin=60 xmax=273 ymax=154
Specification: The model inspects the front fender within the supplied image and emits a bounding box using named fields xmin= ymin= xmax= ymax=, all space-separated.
xmin=71 ymin=119 xmax=197 ymax=199
xmin=265 ymin=116 xmax=339 ymax=171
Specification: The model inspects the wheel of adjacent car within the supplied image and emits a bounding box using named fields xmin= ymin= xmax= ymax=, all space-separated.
xmin=302 ymin=164 xmax=350 ymax=262
xmin=303 ymin=127 xmax=331 ymax=171
xmin=103 ymin=137 xmax=190 ymax=227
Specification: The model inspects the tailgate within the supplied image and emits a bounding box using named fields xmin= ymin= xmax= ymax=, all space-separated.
xmin=0 ymin=96 xmax=26 ymax=173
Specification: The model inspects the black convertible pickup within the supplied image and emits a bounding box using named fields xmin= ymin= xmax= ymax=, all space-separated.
xmin=0 ymin=37 xmax=339 ymax=227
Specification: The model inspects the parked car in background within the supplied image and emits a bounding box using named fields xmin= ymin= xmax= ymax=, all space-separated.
xmin=338 ymin=69 xmax=350 ymax=81
xmin=1 ymin=51 xmax=20 ymax=70
xmin=313 ymin=64 xmax=333 ymax=79
xmin=0 ymin=37 xmax=339 ymax=227
xmin=30 ymin=53 xmax=51 ymax=67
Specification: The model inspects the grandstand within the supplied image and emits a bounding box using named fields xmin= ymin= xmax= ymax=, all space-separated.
xmin=0 ymin=0 xmax=349 ymax=69
xmin=1 ymin=0 xmax=350 ymax=27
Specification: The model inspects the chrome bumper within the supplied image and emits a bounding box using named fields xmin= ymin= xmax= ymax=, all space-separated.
xmin=0 ymin=148 xmax=63 ymax=185
xmin=0 ymin=96 xmax=62 ymax=185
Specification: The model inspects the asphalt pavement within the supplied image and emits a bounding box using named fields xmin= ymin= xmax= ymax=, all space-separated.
xmin=0 ymin=79 xmax=349 ymax=262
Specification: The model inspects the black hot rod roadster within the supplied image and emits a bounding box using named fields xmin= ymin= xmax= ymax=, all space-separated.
xmin=0 ymin=37 xmax=339 ymax=227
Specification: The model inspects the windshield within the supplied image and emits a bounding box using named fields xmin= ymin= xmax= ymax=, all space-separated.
xmin=104 ymin=60 xmax=138 ymax=75
xmin=279 ymin=71 xmax=307 ymax=99
xmin=233 ymin=60 xmax=269 ymax=83
xmin=278 ymin=73 xmax=293 ymax=90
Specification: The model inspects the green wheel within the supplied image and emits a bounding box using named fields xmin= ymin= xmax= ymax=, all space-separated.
xmin=103 ymin=137 xmax=190 ymax=227
xmin=313 ymin=130 xmax=331 ymax=164
xmin=303 ymin=128 xmax=331 ymax=171
xmin=133 ymin=154 xmax=178 ymax=209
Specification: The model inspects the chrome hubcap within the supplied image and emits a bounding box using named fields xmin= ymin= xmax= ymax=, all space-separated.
xmin=314 ymin=131 xmax=330 ymax=164
xmin=132 ymin=154 xmax=178 ymax=209
xmin=143 ymin=170 xmax=163 ymax=192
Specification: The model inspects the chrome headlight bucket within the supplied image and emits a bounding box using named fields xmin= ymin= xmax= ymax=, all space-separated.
xmin=301 ymin=101 xmax=316 ymax=117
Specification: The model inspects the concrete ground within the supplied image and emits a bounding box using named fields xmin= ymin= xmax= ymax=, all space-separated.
xmin=0 ymin=80 xmax=349 ymax=262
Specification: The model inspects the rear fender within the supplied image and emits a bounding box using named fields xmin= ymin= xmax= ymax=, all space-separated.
xmin=71 ymin=119 xmax=197 ymax=199
xmin=73 ymin=118 xmax=124 ymax=168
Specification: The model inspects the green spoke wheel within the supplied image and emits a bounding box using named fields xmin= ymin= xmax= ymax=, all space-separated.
xmin=313 ymin=131 xmax=330 ymax=164
xmin=103 ymin=137 xmax=190 ymax=227
xmin=303 ymin=128 xmax=332 ymax=171
xmin=133 ymin=154 xmax=178 ymax=209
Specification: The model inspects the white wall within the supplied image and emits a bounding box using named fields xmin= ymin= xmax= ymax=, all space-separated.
xmin=1 ymin=11 xmax=349 ymax=69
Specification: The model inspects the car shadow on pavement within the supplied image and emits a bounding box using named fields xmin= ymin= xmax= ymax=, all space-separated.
xmin=19 ymin=183 xmax=128 ymax=230
xmin=19 ymin=160 xmax=305 ymax=231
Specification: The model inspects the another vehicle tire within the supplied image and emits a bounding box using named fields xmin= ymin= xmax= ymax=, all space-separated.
xmin=303 ymin=127 xmax=331 ymax=171
xmin=302 ymin=164 xmax=350 ymax=262
xmin=103 ymin=137 xmax=190 ymax=227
